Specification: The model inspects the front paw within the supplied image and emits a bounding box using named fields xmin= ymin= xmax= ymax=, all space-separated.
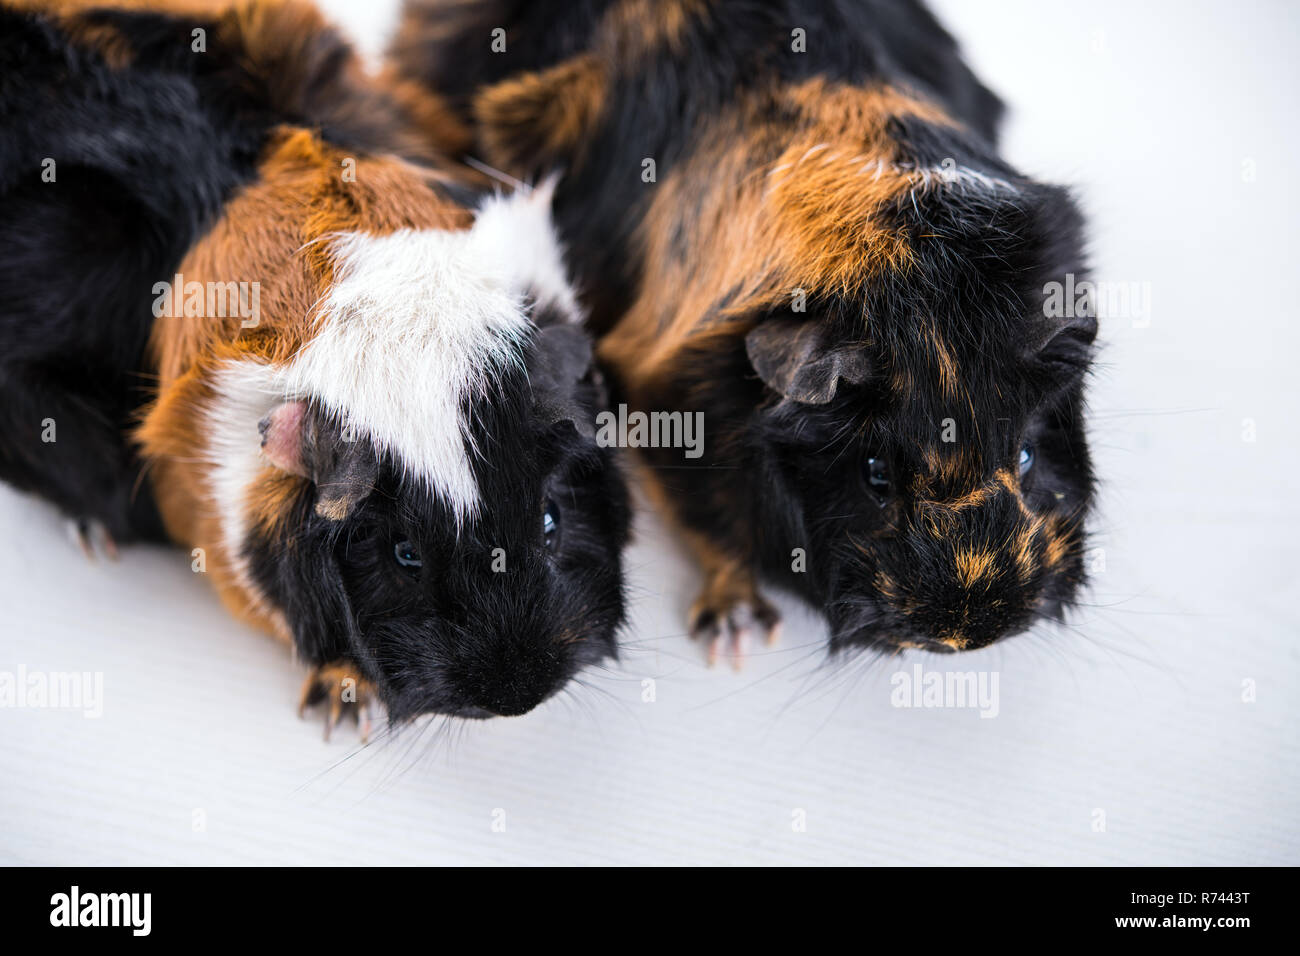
xmin=689 ymin=578 xmax=781 ymax=670
xmin=65 ymin=517 xmax=119 ymax=562
xmin=298 ymin=661 xmax=381 ymax=742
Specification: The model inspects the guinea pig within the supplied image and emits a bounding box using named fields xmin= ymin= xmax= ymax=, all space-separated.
xmin=0 ymin=0 xmax=631 ymax=732
xmin=391 ymin=0 xmax=1098 ymax=664
xmin=0 ymin=0 xmax=471 ymax=554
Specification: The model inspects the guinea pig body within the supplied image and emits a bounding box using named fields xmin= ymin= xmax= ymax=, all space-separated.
xmin=2 ymin=0 xmax=631 ymax=724
xmin=0 ymin=0 xmax=469 ymax=548
xmin=392 ymin=0 xmax=1098 ymax=659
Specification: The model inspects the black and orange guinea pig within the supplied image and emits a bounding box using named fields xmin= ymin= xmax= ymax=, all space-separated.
xmin=392 ymin=0 xmax=1098 ymax=664
xmin=0 ymin=0 xmax=631 ymax=731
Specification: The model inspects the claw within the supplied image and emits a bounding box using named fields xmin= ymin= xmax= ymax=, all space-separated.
xmin=298 ymin=662 xmax=381 ymax=743
xmin=98 ymin=524 xmax=119 ymax=561
xmin=766 ymin=618 xmax=782 ymax=647
xmin=66 ymin=518 xmax=118 ymax=562
xmin=358 ymin=701 xmax=373 ymax=745
xmin=67 ymin=519 xmax=95 ymax=561
xmin=690 ymin=594 xmax=779 ymax=670
xmin=296 ymin=672 xmax=323 ymax=718
xmin=732 ymin=627 xmax=751 ymax=670
xmin=326 ymin=694 xmax=344 ymax=742
xmin=707 ymin=632 xmax=724 ymax=668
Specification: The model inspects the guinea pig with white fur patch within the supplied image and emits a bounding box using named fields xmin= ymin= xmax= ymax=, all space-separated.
xmin=0 ymin=0 xmax=631 ymax=733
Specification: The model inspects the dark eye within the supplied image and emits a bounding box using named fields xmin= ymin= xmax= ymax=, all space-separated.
xmin=865 ymin=457 xmax=890 ymax=498
xmin=1019 ymin=442 xmax=1035 ymax=476
xmin=393 ymin=539 xmax=422 ymax=569
xmin=542 ymin=498 xmax=561 ymax=551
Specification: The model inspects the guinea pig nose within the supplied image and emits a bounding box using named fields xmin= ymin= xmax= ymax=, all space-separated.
xmin=946 ymin=629 xmax=1002 ymax=652
xmin=476 ymin=676 xmax=554 ymax=717
xmin=458 ymin=641 xmax=565 ymax=717
xmin=906 ymin=605 xmax=1033 ymax=652
xmin=484 ymin=694 xmax=542 ymax=718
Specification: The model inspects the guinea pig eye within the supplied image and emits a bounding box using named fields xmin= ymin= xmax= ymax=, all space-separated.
xmin=393 ymin=539 xmax=422 ymax=570
xmin=542 ymin=498 xmax=561 ymax=551
xmin=865 ymin=457 xmax=890 ymax=498
xmin=1019 ymin=442 xmax=1035 ymax=476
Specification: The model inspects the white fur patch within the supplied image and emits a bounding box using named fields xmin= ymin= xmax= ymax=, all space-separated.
xmin=282 ymin=227 xmax=530 ymax=520
xmin=769 ymin=150 xmax=1019 ymax=196
xmin=857 ymin=157 xmax=1019 ymax=194
xmin=203 ymin=186 xmax=579 ymax=564
xmin=203 ymin=360 xmax=284 ymax=595
xmin=469 ymin=176 xmax=581 ymax=322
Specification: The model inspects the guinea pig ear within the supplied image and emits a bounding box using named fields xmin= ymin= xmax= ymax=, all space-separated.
xmin=1034 ymin=311 xmax=1098 ymax=369
xmin=309 ymin=428 xmax=379 ymax=522
xmin=745 ymin=316 xmax=871 ymax=404
xmin=473 ymin=55 xmax=607 ymax=177
xmin=258 ymin=401 xmax=313 ymax=477
xmin=259 ymin=402 xmax=378 ymax=521
xmin=528 ymin=322 xmax=597 ymax=439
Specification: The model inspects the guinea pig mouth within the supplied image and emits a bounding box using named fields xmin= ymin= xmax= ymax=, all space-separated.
xmin=380 ymin=692 xmax=551 ymax=723
xmin=830 ymin=624 xmax=962 ymax=655
xmin=377 ymin=676 xmax=568 ymax=722
xmin=445 ymin=704 xmax=510 ymax=721
xmin=373 ymin=649 xmax=576 ymax=722
xmin=827 ymin=590 xmax=1058 ymax=654
xmin=894 ymin=637 xmax=961 ymax=654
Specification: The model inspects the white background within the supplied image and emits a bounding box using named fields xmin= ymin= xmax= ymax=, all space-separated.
xmin=2 ymin=0 xmax=1296 ymax=865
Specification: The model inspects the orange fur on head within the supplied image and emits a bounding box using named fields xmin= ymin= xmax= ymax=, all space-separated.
xmin=598 ymin=79 xmax=958 ymax=391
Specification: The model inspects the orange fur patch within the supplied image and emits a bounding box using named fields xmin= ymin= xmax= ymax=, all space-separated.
xmin=598 ymin=0 xmax=709 ymax=61
xmin=953 ymin=548 xmax=997 ymax=589
xmin=1012 ymin=523 xmax=1039 ymax=582
xmin=380 ymin=70 xmax=476 ymax=160
xmin=474 ymin=54 xmax=608 ymax=173
xmin=929 ymin=325 xmax=961 ymax=401
xmin=1042 ymin=517 xmax=1071 ymax=569
xmin=60 ymin=18 xmax=135 ymax=66
xmin=246 ymin=469 xmax=308 ymax=539
xmin=584 ymin=79 xmax=959 ymax=386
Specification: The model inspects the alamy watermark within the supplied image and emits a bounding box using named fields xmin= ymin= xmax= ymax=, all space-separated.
xmin=890 ymin=663 xmax=999 ymax=718
xmin=50 ymin=886 xmax=150 ymax=936
xmin=1044 ymin=272 xmax=1151 ymax=328
xmin=0 ymin=665 xmax=103 ymax=718
xmin=152 ymin=272 xmax=260 ymax=328
xmin=595 ymin=403 xmax=704 ymax=459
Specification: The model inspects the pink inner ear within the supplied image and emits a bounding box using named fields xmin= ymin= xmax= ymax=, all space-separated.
xmin=259 ymin=401 xmax=309 ymax=477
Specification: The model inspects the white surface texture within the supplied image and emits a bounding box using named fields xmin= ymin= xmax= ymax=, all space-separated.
xmin=2 ymin=0 xmax=1297 ymax=865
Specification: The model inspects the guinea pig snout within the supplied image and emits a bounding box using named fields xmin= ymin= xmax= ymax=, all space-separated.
xmin=871 ymin=494 xmax=1055 ymax=650
xmin=451 ymin=633 xmax=567 ymax=717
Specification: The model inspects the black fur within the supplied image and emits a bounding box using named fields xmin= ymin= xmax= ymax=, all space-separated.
xmin=393 ymin=0 xmax=1098 ymax=653
xmin=0 ymin=1 xmax=455 ymax=540
xmin=394 ymin=0 xmax=1003 ymax=332
xmin=247 ymin=314 xmax=631 ymax=720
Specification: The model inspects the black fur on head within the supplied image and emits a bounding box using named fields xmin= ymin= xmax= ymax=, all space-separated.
xmin=248 ymin=312 xmax=631 ymax=720
xmin=746 ymin=174 xmax=1096 ymax=652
